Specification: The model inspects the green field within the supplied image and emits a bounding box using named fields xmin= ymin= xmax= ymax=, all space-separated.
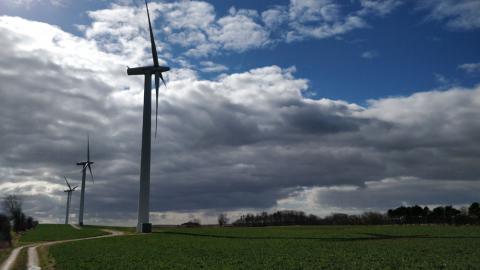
xmin=47 ymin=225 xmax=480 ymax=269
xmin=20 ymin=224 xmax=107 ymax=243
xmin=85 ymin=225 xmax=136 ymax=234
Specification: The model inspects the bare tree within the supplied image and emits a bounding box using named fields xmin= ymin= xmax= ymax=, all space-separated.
xmin=2 ymin=195 xmax=22 ymax=220
xmin=2 ymin=195 xmax=28 ymax=233
xmin=218 ymin=213 xmax=229 ymax=226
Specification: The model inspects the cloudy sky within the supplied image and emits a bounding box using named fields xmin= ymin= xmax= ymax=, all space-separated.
xmin=0 ymin=0 xmax=480 ymax=225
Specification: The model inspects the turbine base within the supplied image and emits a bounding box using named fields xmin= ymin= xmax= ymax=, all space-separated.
xmin=137 ymin=223 xmax=152 ymax=233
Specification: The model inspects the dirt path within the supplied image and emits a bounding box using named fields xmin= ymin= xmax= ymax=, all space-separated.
xmin=27 ymin=229 xmax=124 ymax=270
xmin=26 ymin=247 xmax=39 ymax=270
xmin=1 ymin=229 xmax=124 ymax=270
xmin=0 ymin=244 xmax=33 ymax=270
xmin=69 ymin=224 xmax=81 ymax=230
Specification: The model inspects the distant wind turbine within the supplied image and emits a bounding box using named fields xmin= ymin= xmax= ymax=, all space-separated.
xmin=76 ymin=135 xmax=94 ymax=226
xmin=127 ymin=0 xmax=170 ymax=233
xmin=63 ymin=176 xmax=78 ymax=225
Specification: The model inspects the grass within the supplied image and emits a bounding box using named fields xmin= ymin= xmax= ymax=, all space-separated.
xmin=38 ymin=245 xmax=55 ymax=270
xmin=48 ymin=225 xmax=480 ymax=269
xmin=85 ymin=225 xmax=136 ymax=234
xmin=0 ymin=231 xmax=22 ymax=266
xmin=10 ymin=248 xmax=27 ymax=270
xmin=0 ymin=246 xmax=12 ymax=266
xmin=20 ymin=224 xmax=108 ymax=243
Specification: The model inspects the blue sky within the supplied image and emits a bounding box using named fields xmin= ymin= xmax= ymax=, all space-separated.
xmin=1 ymin=0 xmax=480 ymax=224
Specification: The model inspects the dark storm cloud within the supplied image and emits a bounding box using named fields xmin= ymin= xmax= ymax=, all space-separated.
xmin=314 ymin=178 xmax=480 ymax=211
xmin=1 ymin=15 xmax=480 ymax=225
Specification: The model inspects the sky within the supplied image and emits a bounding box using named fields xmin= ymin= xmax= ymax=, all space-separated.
xmin=0 ymin=0 xmax=479 ymax=225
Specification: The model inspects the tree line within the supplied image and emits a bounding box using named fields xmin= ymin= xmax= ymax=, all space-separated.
xmin=1 ymin=195 xmax=38 ymax=248
xmin=230 ymin=202 xmax=480 ymax=227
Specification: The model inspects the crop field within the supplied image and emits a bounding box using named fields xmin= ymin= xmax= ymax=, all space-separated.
xmin=20 ymin=224 xmax=107 ymax=243
xmin=85 ymin=225 xmax=136 ymax=234
xmin=47 ymin=225 xmax=480 ymax=269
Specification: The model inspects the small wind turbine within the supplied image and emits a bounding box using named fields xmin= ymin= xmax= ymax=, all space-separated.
xmin=76 ymin=135 xmax=94 ymax=226
xmin=63 ymin=176 xmax=78 ymax=225
xmin=127 ymin=0 xmax=170 ymax=233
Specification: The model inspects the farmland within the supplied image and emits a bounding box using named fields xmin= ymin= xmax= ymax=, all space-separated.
xmin=19 ymin=224 xmax=107 ymax=243
xmin=47 ymin=225 xmax=480 ymax=269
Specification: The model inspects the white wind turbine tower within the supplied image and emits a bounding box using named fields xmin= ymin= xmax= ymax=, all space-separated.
xmin=76 ymin=135 xmax=94 ymax=226
xmin=127 ymin=0 xmax=170 ymax=233
xmin=63 ymin=176 xmax=78 ymax=225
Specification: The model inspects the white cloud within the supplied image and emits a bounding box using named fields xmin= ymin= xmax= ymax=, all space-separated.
xmin=83 ymin=4 xmax=167 ymax=66
xmin=199 ymin=61 xmax=228 ymax=73
xmin=157 ymin=1 xmax=215 ymax=30
xmin=358 ymin=0 xmax=403 ymax=17
xmin=283 ymin=177 xmax=480 ymax=214
xmin=82 ymin=2 xmax=269 ymax=58
xmin=209 ymin=7 xmax=270 ymax=52
xmin=434 ymin=73 xmax=450 ymax=85
xmin=285 ymin=0 xmax=367 ymax=42
xmin=459 ymin=62 xmax=480 ymax=74
xmin=2 ymin=14 xmax=480 ymax=225
xmin=261 ymin=6 xmax=288 ymax=30
xmin=361 ymin=50 xmax=379 ymax=59
xmin=78 ymin=0 xmax=406 ymax=60
xmin=156 ymin=2 xmax=269 ymax=56
xmin=417 ymin=0 xmax=480 ymax=30
xmin=259 ymin=0 xmax=401 ymax=43
xmin=6 ymin=0 xmax=65 ymax=7
xmin=0 ymin=180 xmax=63 ymax=197
xmin=289 ymin=0 xmax=340 ymax=23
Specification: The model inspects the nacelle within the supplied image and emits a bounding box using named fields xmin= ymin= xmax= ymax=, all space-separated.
xmin=127 ymin=66 xmax=170 ymax=76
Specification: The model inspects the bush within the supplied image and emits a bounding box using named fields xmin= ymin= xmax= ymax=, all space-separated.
xmin=26 ymin=216 xmax=34 ymax=230
xmin=232 ymin=202 xmax=480 ymax=227
xmin=13 ymin=212 xmax=26 ymax=233
xmin=0 ymin=214 xmax=12 ymax=247
xmin=218 ymin=213 xmax=229 ymax=226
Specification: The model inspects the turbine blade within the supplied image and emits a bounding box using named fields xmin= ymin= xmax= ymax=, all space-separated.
xmin=72 ymin=186 xmax=78 ymax=190
xmin=87 ymin=134 xmax=90 ymax=162
xmin=155 ymin=72 xmax=160 ymax=91
xmin=159 ymin=72 xmax=167 ymax=88
xmin=64 ymin=176 xmax=71 ymax=189
xmin=155 ymin=73 xmax=159 ymax=138
xmin=88 ymin=164 xmax=94 ymax=183
xmin=145 ymin=0 xmax=159 ymax=67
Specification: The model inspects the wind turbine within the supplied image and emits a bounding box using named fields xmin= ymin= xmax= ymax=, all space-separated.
xmin=76 ymin=135 xmax=94 ymax=226
xmin=127 ymin=0 xmax=170 ymax=233
xmin=63 ymin=176 xmax=78 ymax=225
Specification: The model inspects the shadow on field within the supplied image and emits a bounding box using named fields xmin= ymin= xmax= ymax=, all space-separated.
xmin=155 ymin=231 xmax=480 ymax=241
xmin=364 ymin=233 xmax=480 ymax=240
